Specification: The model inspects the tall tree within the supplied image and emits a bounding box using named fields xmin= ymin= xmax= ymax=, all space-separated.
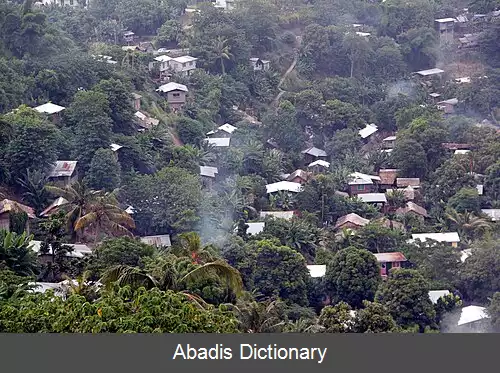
xmin=85 ymin=148 xmax=121 ymax=192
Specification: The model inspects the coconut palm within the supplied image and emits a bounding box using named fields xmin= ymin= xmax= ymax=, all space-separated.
xmin=231 ymin=299 xmax=286 ymax=333
xmin=445 ymin=208 xmax=493 ymax=241
xmin=263 ymin=149 xmax=284 ymax=183
xmin=45 ymin=181 xmax=99 ymax=240
xmin=17 ymin=169 xmax=50 ymax=213
xmin=74 ymin=192 xmax=135 ymax=244
xmin=173 ymin=231 xmax=215 ymax=264
xmin=213 ymin=36 xmax=233 ymax=75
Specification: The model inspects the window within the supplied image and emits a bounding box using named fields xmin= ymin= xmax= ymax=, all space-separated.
xmin=393 ymin=262 xmax=400 ymax=268
xmin=357 ymin=184 xmax=365 ymax=190
xmin=172 ymin=93 xmax=180 ymax=97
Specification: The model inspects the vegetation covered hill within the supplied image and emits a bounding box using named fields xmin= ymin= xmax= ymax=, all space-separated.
xmin=0 ymin=0 xmax=499 ymax=333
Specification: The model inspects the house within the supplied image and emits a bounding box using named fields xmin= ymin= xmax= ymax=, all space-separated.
xmin=454 ymin=149 xmax=471 ymax=155
xmin=442 ymin=142 xmax=472 ymax=151
xmin=34 ymin=102 xmax=65 ymax=123
xmin=125 ymin=206 xmax=136 ymax=215
xmin=48 ymin=161 xmax=78 ymax=186
xmin=122 ymin=45 xmax=139 ymax=52
xmin=455 ymin=305 xmax=490 ymax=332
xmin=287 ymin=169 xmax=311 ymax=184
xmin=308 ymin=160 xmax=330 ymax=173
xmin=378 ymin=169 xmax=399 ymax=190
xmin=356 ymin=193 xmax=387 ymax=206
xmin=373 ymin=252 xmax=407 ymax=278
xmin=375 ymin=217 xmax=405 ymax=231
xmin=40 ymin=197 xmax=69 ymax=218
xmin=93 ymin=55 xmax=118 ymax=65
xmin=123 ymin=31 xmax=135 ymax=43
xmin=169 ymin=56 xmax=198 ymax=76
xmin=348 ymin=172 xmax=381 ymax=195
xmin=140 ymin=235 xmax=172 ymax=247
xmin=205 ymin=137 xmax=230 ymax=147
xmin=213 ymin=0 xmax=236 ymax=10
xmin=200 ymin=166 xmax=218 ymax=187
xmin=396 ymin=178 xmax=420 ymax=188
xmin=245 ymin=222 xmax=265 ymax=236
xmin=156 ymin=82 xmax=188 ymax=111
xmin=458 ymin=33 xmax=480 ymax=48
xmin=359 ymin=123 xmax=378 ymax=140
xmin=206 ymin=123 xmax=237 ymax=138
xmin=455 ymin=77 xmax=471 ymax=84
xmin=249 ymin=58 xmax=271 ymax=72
xmin=429 ymin=92 xmax=442 ymax=102
xmin=334 ymin=213 xmax=369 ymax=231
xmin=30 ymin=240 xmax=92 ymax=262
xmin=38 ymin=0 xmax=80 ymax=6
xmin=437 ymin=98 xmax=458 ymax=114
xmin=110 ymin=143 xmax=123 ymax=152
xmin=429 ymin=290 xmax=451 ymax=304
xmin=131 ymin=93 xmax=142 ymax=111
xmin=414 ymin=68 xmax=445 ymax=78
xmin=301 ymin=147 xmax=327 ymax=163
xmin=138 ymin=42 xmax=154 ymax=53
xmin=134 ymin=111 xmax=160 ymax=130
xmin=481 ymin=209 xmax=500 ymax=221
xmin=265 ymin=181 xmax=303 ymax=194
xmin=260 ymin=211 xmax=297 ymax=220
xmin=0 ymin=199 xmax=35 ymax=233
xmin=28 ymin=281 xmax=66 ymax=295
xmin=382 ymin=135 xmax=396 ymax=149
xmin=435 ymin=18 xmax=456 ymax=43
xmin=460 ymin=249 xmax=472 ymax=263
xmin=306 ymin=265 xmax=326 ymax=278
xmin=410 ymin=232 xmax=460 ymax=247
xmin=152 ymin=55 xmax=173 ymax=78
xmin=396 ymin=201 xmax=428 ymax=219
xmin=355 ymin=31 xmax=371 ymax=37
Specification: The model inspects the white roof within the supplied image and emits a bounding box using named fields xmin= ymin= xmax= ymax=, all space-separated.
xmin=460 ymin=249 xmax=472 ymax=263
xmin=154 ymin=55 xmax=172 ymax=62
xmin=481 ymin=209 xmax=500 ymax=221
xmin=265 ymin=181 xmax=303 ymax=194
xmin=357 ymin=193 xmax=387 ymax=203
xmin=49 ymin=161 xmax=77 ymax=178
xmin=301 ymin=147 xmax=327 ymax=157
xmin=200 ymin=166 xmax=218 ymax=178
xmin=348 ymin=172 xmax=381 ymax=184
xmin=476 ymin=184 xmax=483 ymax=195
xmin=34 ymin=102 xmax=65 ymax=114
xmin=457 ymin=306 xmax=489 ymax=326
xmin=172 ymin=55 xmax=198 ymax=63
xmin=40 ymin=196 xmax=69 ymax=217
xmin=411 ymin=232 xmax=460 ymax=243
xmin=349 ymin=177 xmax=373 ymax=185
xmin=383 ymin=136 xmax=397 ymax=141
xmin=355 ymin=31 xmax=371 ymax=37
xmin=157 ymin=82 xmax=188 ymax=93
xmin=246 ymin=222 xmax=265 ymax=235
xmin=125 ymin=205 xmax=136 ymax=214
xmin=218 ymin=123 xmax=237 ymax=134
xmin=28 ymin=282 xmax=65 ymax=294
xmin=140 ymin=235 xmax=171 ymax=247
xmin=382 ymin=149 xmax=393 ymax=153
xmin=428 ymin=290 xmax=450 ymax=304
xmin=110 ymin=143 xmax=123 ymax=152
xmin=205 ymin=137 xmax=230 ymax=147
xmin=415 ymin=68 xmax=445 ymax=76
xmin=455 ymin=77 xmax=471 ymax=83
xmin=438 ymin=98 xmax=459 ymax=105
xmin=30 ymin=240 xmax=92 ymax=258
xmin=260 ymin=211 xmax=295 ymax=220
xmin=308 ymin=160 xmax=330 ymax=168
xmin=134 ymin=111 xmax=147 ymax=120
xmin=307 ymin=265 xmax=326 ymax=278
xmin=454 ymin=149 xmax=470 ymax=154
xmin=435 ymin=18 xmax=456 ymax=22
xmin=359 ymin=123 xmax=378 ymax=138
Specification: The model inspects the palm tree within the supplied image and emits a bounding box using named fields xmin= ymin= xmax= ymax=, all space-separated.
xmin=263 ymin=149 xmax=284 ymax=183
xmin=213 ymin=36 xmax=233 ymax=75
xmin=100 ymin=259 xmax=243 ymax=303
xmin=445 ymin=208 xmax=493 ymax=241
xmin=45 ymin=181 xmax=98 ymax=240
xmin=231 ymin=299 xmax=286 ymax=333
xmin=173 ymin=231 xmax=215 ymax=264
xmin=17 ymin=169 xmax=49 ymax=213
xmin=0 ymin=230 xmax=37 ymax=276
xmin=74 ymin=192 xmax=135 ymax=244
xmin=386 ymin=189 xmax=407 ymax=210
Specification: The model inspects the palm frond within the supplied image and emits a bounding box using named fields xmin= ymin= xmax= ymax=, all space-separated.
xmin=180 ymin=260 xmax=244 ymax=296
xmin=74 ymin=212 xmax=98 ymax=231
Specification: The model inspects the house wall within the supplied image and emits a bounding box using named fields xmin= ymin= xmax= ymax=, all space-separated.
xmin=0 ymin=215 xmax=10 ymax=231
xmin=336 ymin=221 xmax=363 ymax=230
xmin=166 ymin=90 xmax=187 ymax=110
xmin=289 ymin=176 xmax=306 ymax=184
xmin=349 ymin=184 xmax=375 ymax=195
xmin=133 ymin=98 xmax=141 ymax=111
xmin=439 ymin=103 xmax=455 ymax=114
xmin=170 ymin=61 xmax=196 ymax=75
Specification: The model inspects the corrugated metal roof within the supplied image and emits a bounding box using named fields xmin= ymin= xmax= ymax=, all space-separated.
xmin=205 ymin=137 xmax=230 ymax=147
xmin=334 ymin=213 xmax=369 ymax=229
xmin=411 ymin=232 xmax=460 ymax=243
xmin=260 ymin=211 xmax=296 ymax=220
xmin=307 ymin=265 xmax=326 ymax=278
xmin=301 ymin=147 xmax=327 ymax=157
xmin=140 ymin=235 xmax=171 ymax=247
xmin=308 ymin=160 xmax=330 ymax=168
xmin=34 ymin=102 xmax=65 ymax=114
xmin=171 ymin=55 xmax=198 ymax=63
xmin=156 ymin=82 xmax=188 ymax=93
xmin=0 ymin=199 xmax=36 ymax=218
xmin=379 ymin=169 xmax=399 ymax=185
xmin=200 ymin=166 xmax=218 ymax=178
xmin=110 ymin=143 xmax=123 ymax=152
xmin=359 ymin=123 xmax=378 ymax=138
xmin=415 ymin=68 xmax=445 ymax=76
xmin=458 ymin=306 xmax=489 ymax=326
xmin=49 ymin=161 xmax=77 ymax=178
xmin=246 ymin=222 xmax=265 ymax=235
xmin=429 ymin=290 xmax=450 ymax=304
xmin=265 ymin=181 xmax=303 ymax=194
xmin=481 ymin=209 xmax=500 ymax=221
xmin=396 ymin=178 xmax=420 ymax=187
xmin=373 ymin=252 xmax=407 ymax=263
xmin=357 ymin=193 xmax=387 ymax=203
xmin=30 ymin=240 xmax=92 ymax=258
xmin=40 ymin=197 xmax=69 ymax=217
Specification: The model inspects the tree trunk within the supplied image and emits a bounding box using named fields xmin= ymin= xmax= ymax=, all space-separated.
xmin=220 ymin=58 xmax=225 ymax=75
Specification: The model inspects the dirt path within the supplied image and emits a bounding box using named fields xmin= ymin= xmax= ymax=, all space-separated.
xmin=170 ymin=128 xmax=183 ymax=146
xmin=272 ymin=35 xmax=302 ymax=107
